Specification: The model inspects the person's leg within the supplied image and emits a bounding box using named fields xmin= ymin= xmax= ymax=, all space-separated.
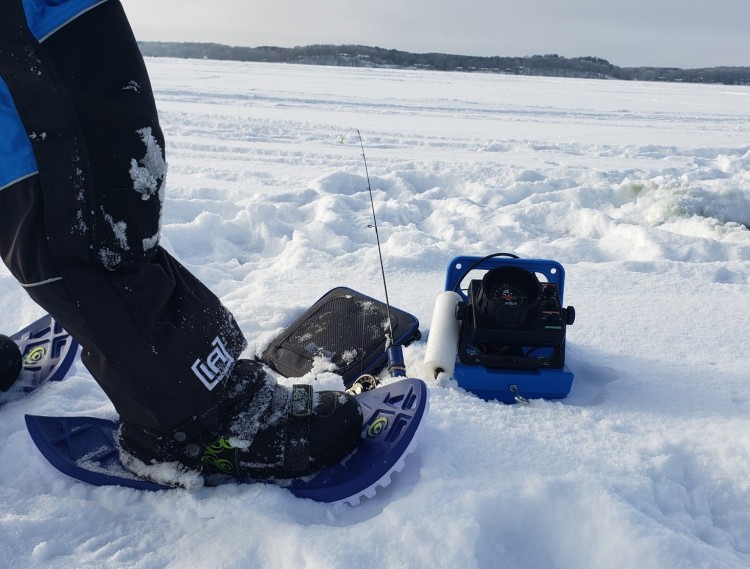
xmin=0 ymin=0 xmax=362 ymax=477
xmin=0 ymin=0 xmax=250 ymax=456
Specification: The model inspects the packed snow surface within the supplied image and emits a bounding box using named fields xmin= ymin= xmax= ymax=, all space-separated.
xmin=1 ymin=58 xmax=749 ymax=569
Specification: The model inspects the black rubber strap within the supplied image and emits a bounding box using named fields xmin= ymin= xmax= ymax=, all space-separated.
xmin=283 ymin=385 xmax=313 ymax=471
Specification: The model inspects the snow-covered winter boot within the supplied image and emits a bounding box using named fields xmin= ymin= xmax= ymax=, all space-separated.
xmin=201 ymin=382 xmax=363 ymax=480
xmin=118 ymin=359 xmax=363 ymax=483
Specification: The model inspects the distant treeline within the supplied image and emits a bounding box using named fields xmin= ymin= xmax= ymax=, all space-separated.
xmin=138 ymin=42 xmax=750 ymax=85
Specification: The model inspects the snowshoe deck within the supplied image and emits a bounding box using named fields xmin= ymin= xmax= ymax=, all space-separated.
xmin=1 ymin=315 xmax=79 ymax=406
xmin=26 ymin=377 xmax=428 ymax=505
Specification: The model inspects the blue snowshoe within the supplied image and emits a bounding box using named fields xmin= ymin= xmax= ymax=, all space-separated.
xmin=1 ymin=314 xmax=79 ymax=406
xmin=26 ymin=377 xmax=428 ymax=505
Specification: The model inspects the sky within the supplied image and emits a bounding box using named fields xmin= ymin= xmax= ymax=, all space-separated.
xmin=121 ymin=0 xmax=749 ymax=69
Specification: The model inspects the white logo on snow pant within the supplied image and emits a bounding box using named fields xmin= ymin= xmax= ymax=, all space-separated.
xmin=191 ymin=336 xmax=235 ymax=391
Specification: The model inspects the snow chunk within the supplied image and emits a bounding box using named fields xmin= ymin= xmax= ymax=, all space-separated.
xmin=97 ymin=247 xmax=122 ymax=270
xmin=142 ymin=232 xmax=159 ymax=252
xmin=129 ymin=127 xmax=166 ymax=201
xmin=100 ymin=207 xmax=130 ymax=251
xmin=119 ymin=450 xmax=204 ymax=492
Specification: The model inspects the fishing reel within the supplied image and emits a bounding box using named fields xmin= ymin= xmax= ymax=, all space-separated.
xmin=457 ymin=265 xmax=575 ymax=369
xmin=346 ymin=343 xmax=407 ymax=395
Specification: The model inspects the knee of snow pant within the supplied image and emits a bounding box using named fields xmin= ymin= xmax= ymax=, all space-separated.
xmin=0 ymin=1 xmax=250 ymax=437
xmin=0 ymin=0 xmax=165 ymax=272
xmin=40 ymin=0 xmax=167 ymax=269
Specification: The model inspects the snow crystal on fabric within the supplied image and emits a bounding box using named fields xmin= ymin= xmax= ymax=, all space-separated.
xmin=100 ymin=207 xmax=130 ymax=251
xmin=97 ymin=247 xmax=121 ymax=270
xmin=123 ymin=80 xmax=142 ymax=93
xmin=129 ymin=126 xmax=166 ymax=251
xmin=129 ymin=127 xmax=166 ymax=201
xmin=227 ymin=374 xmax=285 ymax=449
xmin=142 ymin=233 xmax=159 ymax=252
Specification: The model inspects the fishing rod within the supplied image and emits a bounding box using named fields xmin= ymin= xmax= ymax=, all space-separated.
xmin=341 ymin=129 xmax=406 ymax=392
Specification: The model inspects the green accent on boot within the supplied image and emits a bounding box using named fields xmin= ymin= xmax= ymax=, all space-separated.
xmin=202 ymin=438 xmax=236 ymax=474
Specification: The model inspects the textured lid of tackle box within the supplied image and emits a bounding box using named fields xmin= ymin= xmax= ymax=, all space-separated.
xmin=260 ymin=287 xmax=420 ymax=387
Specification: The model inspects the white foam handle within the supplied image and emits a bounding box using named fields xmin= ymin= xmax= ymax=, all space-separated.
xmin=423 ymin=291 xmax=462 ymax=380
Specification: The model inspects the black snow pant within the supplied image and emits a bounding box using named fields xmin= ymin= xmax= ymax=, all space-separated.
xmin=0 ymin=0 xmax=256 ymax=462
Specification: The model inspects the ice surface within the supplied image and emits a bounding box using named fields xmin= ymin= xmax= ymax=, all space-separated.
xmin=0 ymin=58 xmax=748 ymax=569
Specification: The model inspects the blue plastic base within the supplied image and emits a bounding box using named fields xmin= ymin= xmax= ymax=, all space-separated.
xmin=444 ymin=255 xmax=574 ymax=403
xmin=452 ymin=361 xmax=574 ymax=403
xmin=25 ymin=415 xmax=167 ymax=491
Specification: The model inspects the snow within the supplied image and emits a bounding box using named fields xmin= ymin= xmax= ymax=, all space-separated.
xmin=1 ymin=58 xmax=749 ymax=568
xmin=130 ymin=126 xmax=166 ymax=201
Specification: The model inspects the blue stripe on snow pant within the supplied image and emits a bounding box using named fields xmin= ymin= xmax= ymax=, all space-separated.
xmin=22 ymin=0 xmax=109 ymax=42
xmin=0 ymin=75 xmax=38 ymax=191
